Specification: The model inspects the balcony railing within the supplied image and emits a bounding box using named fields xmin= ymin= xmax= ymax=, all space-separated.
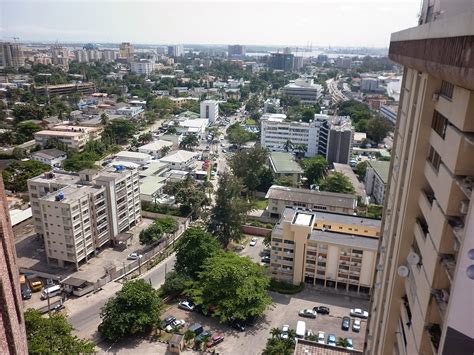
xmin=440 ymin=254 xmax=456 ymax=282
xmin=431 ymin=289 xmax=449 ymax=321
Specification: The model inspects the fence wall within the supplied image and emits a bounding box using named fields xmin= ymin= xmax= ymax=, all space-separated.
xmin=242 ymin=225 xmax=272 ymax=237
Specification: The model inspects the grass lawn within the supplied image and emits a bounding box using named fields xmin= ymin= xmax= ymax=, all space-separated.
xmin=245 ymin=118 xmax=257 ymax=125
xmin=252 ymin=198 xmax=268 ymax=210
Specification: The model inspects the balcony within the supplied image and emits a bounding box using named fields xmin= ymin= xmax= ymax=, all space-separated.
xmin=418 ymin=190 xmax=434 ymax=221
xmin=431 ymin=289 xmax=449 ymax=321
xmin=426 ymin=324 xmax=441 ymax=353
xmin=430 ymin=124 xmax=474 ymax=176
xmin=440 ymin=254 xmax=456 ymax=282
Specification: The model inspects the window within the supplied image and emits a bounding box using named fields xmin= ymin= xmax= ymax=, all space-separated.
xmin=428 ymin=146 xmax=442 ymax=172
xmin=432 ymin=111 xmax=448 ymax=139
xmin=439 ymin=80 xmax=454 ymax=100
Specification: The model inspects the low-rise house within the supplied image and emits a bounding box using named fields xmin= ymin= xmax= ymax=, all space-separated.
xmin=265 ymin=185 xmax=357 ymax=219
xmin=268 ymin=152 xmax=303 ymax=186
xmin=138 ymin=140 xmax=174 ymax=158
xmin=31 ymin=149 xmax=67 ymax=167
xmin=364 ymin=160 xmax=390 ymax=205
xmin=159 ymin=150 xmax=198 ymax=171
xmin=139 ymin=176 xmax=167 ymax=203
xmin=114 ymin=151 xmax=152 ymax=166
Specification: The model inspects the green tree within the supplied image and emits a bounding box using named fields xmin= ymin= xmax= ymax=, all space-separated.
xmin=12 ymin=147 xmax=27 ymax=159
xmin=227 ymin=123 xmax=256 ymax=148
xmin=320 ymin=172 xmax=355 ymax=194
xmin=16 ymin=121 xmax=42 ymax=140
xmin=12 ymin=103 xmax=45 ymax=122
xmin=228 ymin=146 xmax=269 ymax=194
xmin=187 ymin=253 xmax=271 ymax=322
xmin=355 ymin=118 xmax=368 ymax=132
xmin=175 ymin=227 xmax=222 ymax=278
xmin=256 ymin=167 xmax=274 ymax=193
xmin=302 ymin=156 xmax=327 ymax=185
xmin=367 ymin=117 xmax=391 ymax=143
xmin=103 ymin=119 xmax=136 ymax=144
xmin=155 ymin=216 xmax=179 ymax=235
xmin=63 ymin=151 xmax=100 ymax=172
xmin=337 ymin=337 xmax=350 ymax=347
xmin=139 ymin=222 xmax=164 ymax=245
xmin=160 ymin=145 xmax=171 ymax=157
xmin=2 ymin=160 xmax=50 ymax=192
xmin=179 ymin=134 xmax=199 ymax=151
xmin=98 ymin=279 xmax=163 ymax=342
xmin=355 ymin=161 xmax=367 ymax=180
xmin=301 ymin=107 xmax=315 ymax=122
xmin=138 ymin=132 xmax=153 ymax=144
xmin=274 ymin=176 xmax=295 ymax=187
xmin=100 ymin=112 xmax=109 ymax=126
xmin=160 ymin=271 xmax=192 ymax=297
xmin=283 ymin=139 xmax=294 ymax=152
xmin=25 ymin=309 xmax=95 ymax=354
xmin=262 ymin=337 xmax=294 ymax=355
xmin=208 ymin=173 xmax=251 ymax=248
xmin=163 ymin=176 xmax=208 ymax=218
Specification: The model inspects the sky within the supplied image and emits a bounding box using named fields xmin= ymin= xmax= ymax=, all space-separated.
xmin=0 ymin=0 xmax=422 ymax=47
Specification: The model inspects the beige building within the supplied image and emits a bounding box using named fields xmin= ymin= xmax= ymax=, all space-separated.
xmin=367 ymin=2 xmax=474 ymax=355
xmin=270 ymin=208 xmax=380 ymax=294
xmin=265 ymin=185 xmax=357 ymax=219
xmin=28 ymin=167 xmax=141 ymax=268
xmin=34 ymin=126 xmax=102 ymax=151
xmin=119 ymin=42 xmax=134 ymax=62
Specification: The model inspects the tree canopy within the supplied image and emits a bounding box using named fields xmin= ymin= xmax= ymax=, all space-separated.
xmin=2 ymin=160 xmax=50 ymax=192
xmin=163 ymin=176 xmax=208 ymax=218
xmin=302 ymin=156 xmax=327 ymax=185
xmin=227 ymin=146 xmax=269 ymax=194
xmin=103 ymin=119 xmax=137 ymax=144
xmin=320 ymin=172 xmax=355 ymax=194
xmin=227 ymin=123 xmax=257 ymax=148
xmin=367 ymin=117 xmax=391 ymax=143
xmin=187 ymin=252 xmax=272 ymax=322
xmin=99 ymin=279 xmax=163 ymax=342
xmin=25 ymin=309 xmax=95 ymax=354
xmin=179 ymin=134 xmax=199 ymax=151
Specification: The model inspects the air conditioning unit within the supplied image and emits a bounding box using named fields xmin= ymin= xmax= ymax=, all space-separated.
xmin=460 ymin=200 xmax=469 ymax=214
xmin=432 ymin=92 xmax=440 ymax=101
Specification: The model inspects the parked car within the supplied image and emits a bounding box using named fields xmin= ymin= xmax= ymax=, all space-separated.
xmin=165 ymin=319 xmax=185 ymax=332
xmin=261 ymin=255 xmax=270 ymax=263
xmin=346 ymin=338 xmax=354 ymax=350
xmin=327 ymin=334 xmax=336 ymax=346
xmin=280 ymin=325 xmax=289 ymax=340
xmin=163 ymin=315 xmax=176 ymax=327
xmin=249 ymin=238 xmax=257 ymax=246
xmin=207 ymin=333 xmax=224 ymax=348
xmin=235 ymin=244 xmax=245 ymax=251
xmin=350 ymin=308 xmax=369 ymax=319
xmin=127 ymin=252 xmax=143 ymax=260
xmin=229 ymin=318 xmax=246 ymax=332
xmin=317 ymin=331 xmax=325 ymax=344
xmin=188 ymin=323 xmax=203 ymax=336
xmin=195 ymin=330 xmax=211 ymax=343
xmin=298 ymin=309 xmax=317 ymax=319
xmin=178 ymin=300 xmax=195 ymax=311
xmin=313 ymin=306 xmax=330 ymax=315
xmin=342 ymin=316 xmax=351 ymax=331
xmin=352 ymin=319 xmax=361 ymax=332
xmin=21 ymin=283 xmax=32 ymax=300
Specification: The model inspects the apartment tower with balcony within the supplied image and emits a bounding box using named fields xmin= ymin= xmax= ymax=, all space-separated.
xmin=366 ymin=1 xmax=474 ymax=354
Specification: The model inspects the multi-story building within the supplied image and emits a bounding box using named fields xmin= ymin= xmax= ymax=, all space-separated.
xmin=327 ymin=117 xmax=354 ymax=164
xmin=34 ymin=125 xmax=102 ymax=151
xmin=335 ymin=57 xmax=353 ymax=69
xmin=265 ymin=185 xmax=357 ymax=219
xmin=0 ymin=178 xmax=28 ymax=354
xmin=51 ymin=46 xmax=69 ymax=71
xmin=270 ymin=52 xmax=294 ymax=71
xmin=28 ymin=167 xmax=141 ymax=269
xmin=379 ymin=103 xmax=399 ymax=125
xmin=31 ymin=148 xmax=67 ymax=167
xmin=269 ymin=208 xmax=380 ymax=294
xmin=131 ymin=60 xmax=154 ymax=75
xmin=367 ymin=2 xmax=474 ymax=354
xmin=360 ymin=77 xmax=379 ymax=92
xmin=87 ymin=49 xmax=102 ymax=62
xmin=200 ymin=100 xmax=219 ymax=124
xmin=228 ymin=44 xmax=246 ymax=59
xmin=267 ymin=152 xmax=304 ymax=187
xmin=102 ymin=50 xmax=117 ymax=63
xmin=33 ymin=82 xmax=96 ymax=96
xmin=282 ymin=78 xmax=322 ymax=104
xmin=119 ymin=42 xmax=134 ymax=62
xmin=168 ymin=44 xmax=184 ymax=57
xmin=0 ymin=42 xmax=25 ymax=68
xmin=74 ymin=49 xmax=88 ymax=63
xmin=364 ymin=160 xmax=390 ymax=205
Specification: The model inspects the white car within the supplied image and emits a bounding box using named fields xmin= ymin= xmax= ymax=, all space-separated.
xmin=165 ymin=319 xmax=185 ymax=332
xmin=249 ymin=238 xmax=257 ymax=246
xmin=178 ymin=300 xmax=195 ymax=311
xmin=298 ymin=309 xmax=317 ymax=319
xmin=350 ymin=308 xmax=369 ymax=319
xmin=317 ymin=331 xmax=325 ymax=344
xmin=346 ymin=338 xmax=354 ymax=350
xmin=127 ymin=252 xmax=143 ymax=260
xmin=280 ymin=324 xmax=289 ymax=340
xmin=352 ymin=319 xmax=361 ymax=332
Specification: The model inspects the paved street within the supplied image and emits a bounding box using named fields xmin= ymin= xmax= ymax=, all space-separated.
xmin=239 ymin=235 xmax=266 ymax=264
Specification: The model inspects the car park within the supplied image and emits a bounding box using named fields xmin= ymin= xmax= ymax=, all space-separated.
xmin=317 ymin=331 xmax=325 ymax=344
xmin=352 ymin=319 xmax=361 ymax=332
xmin=127 ymin=252 xmax=143 ymax=260
xmin=313 ymin=306 xmax=330 ymax=315
xmin=341 ymin=316 xmax=350 ymax=331
xmin=298 ymin=309 xmax=317 ymax=319
xmin=350 ymin=308 xmax=369 ymax=319
xmin=281 ymin=325 xmax=289 ymax=340
xmin=178 ymin=300 xmax=195 ymax=311
xmin=207 ymin=334 xmax=224 ymax=348
xmin=165 ymin=319 xmax=185 ymax=332
xmin=327 ymin=334 xmax=336 ymax=346
xmin=163 ymin=315 xmax=176 ymax=327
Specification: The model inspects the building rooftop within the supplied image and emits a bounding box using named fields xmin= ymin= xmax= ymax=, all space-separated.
xmin=332 ymin=163 xmax=367 ymax=199
xmin=294 ymin=339 xmax=363 ymax=355
xmin=138 ymin=140 xmax=173 ymax=152
xmin=266 ymin=185 xmax=357 ymax=210
xmin=115 ymin=151 xmax=152 ymax=160
xmin=29 ymin=171 xmax=80 ymax=185
xmin=139 ymin=176 xmax=166 ymax=196
xmin=353 ymin=132 xmax=367 ymax=142
xmin=32 ymin=148 xmax=66 ymax=159
xmin=367 ymin=160 xmax=390 ymax=184
xmin=160 ymin=150 xmax=198 ymax=163
xmin=139 ymin=161 xmax=169 ymax=177
xmin=42 ymin=184 xmax=103 ymax=203
xmin=269 ymin=152 xmax=304 ymax=174
xmin=34 ymin=130 xmax=85 ymax=137
xmin=178 ymin=118 xmax=209 ymax=129
xmin=314 ymin=210 xmax=381 ymax=229
xmin=293 ymin=212 xmax=314 ymax=226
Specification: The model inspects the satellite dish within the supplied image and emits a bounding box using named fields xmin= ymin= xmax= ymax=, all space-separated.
xmin=397 ymin=265 xmax=409 ymax=278
xmin=407 ymin=252 xmax=420 ymax=265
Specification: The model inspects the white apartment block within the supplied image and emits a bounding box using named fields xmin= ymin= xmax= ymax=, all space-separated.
xmin=200 ymin=100 xmax=219 ymax=123
xmin=282 ymin=78 xmax=322 ymax=104
xmin=28 ymin=167 xmax=141 ymax=268
xmin=74 ymin=49 xmax=88 ymax=63
xmin=131 ymin=60 xmax=154 ymax=76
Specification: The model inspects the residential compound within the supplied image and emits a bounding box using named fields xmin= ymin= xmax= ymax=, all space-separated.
xmin=27 ymin=167 xmax=141 ymax=268
xmin=269 ymin=208 xmax=380 ymax=294
xmin=260 ymin=113 xmax=354 ymax=163
xmin=265 ymin=185 xmax=358 ymax=219
xmin=367 ymin=2 xmax=474 ymax=354
xmin=282 ymin=78 xmax=322 ymax=104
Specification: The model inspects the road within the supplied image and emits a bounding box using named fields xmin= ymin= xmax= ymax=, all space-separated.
xmin=68 ymin=253 xmax=176 ymax=341
xmin=327 ymin=78 xmax=348 ymax=104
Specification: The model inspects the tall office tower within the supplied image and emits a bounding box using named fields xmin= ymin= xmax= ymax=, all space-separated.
xmin=167 ymin=45 xmax=184 ymax=57
xmin=227 ymin=44 xmax=246 ymax=59
xmin=0 ymin=178 xmax=28 ymax=354
xmin=366 ymin=1 xmax=474 ymax=354
xmin=51 ymin=46 xmax=70 ymax=71
xmin=0 ymin=42 xmax=25 ymax=68
xmin=119 ymin=42 xmax=134 ymax=62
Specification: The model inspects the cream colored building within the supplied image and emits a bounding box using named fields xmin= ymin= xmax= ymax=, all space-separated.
xmin=367 ymin=2 xmax=474 ymax=354
xmin=270 ymin=208 xmax=380 ymax=294
xmin=34 ymin=126 xmax=102 ymax=151
xmin=28 ymin=167 xmax=141 ymax=268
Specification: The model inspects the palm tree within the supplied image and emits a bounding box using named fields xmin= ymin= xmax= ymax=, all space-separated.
xmin=179 ymin=134 xmax=199 ymax=151
xmin=138 ymin=132 xmax=153 ymax=144
xmin=337 ymin=337 xmax=350 ymax=347
xmin=100 ymin=112 xmax=109 ymax=126
xmin=160 ymin=145 xmax=171 ymax=157
xmin=283 ymin=139 xmax=293 ymax=152
xmin=270 ymin=327 xmax=281 ymax=338
xmin=184 ymin=329 xmax=195 ymax=346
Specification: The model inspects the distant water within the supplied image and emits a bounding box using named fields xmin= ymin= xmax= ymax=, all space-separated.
xmin=246 ymin=51 xmax=383 ymax=59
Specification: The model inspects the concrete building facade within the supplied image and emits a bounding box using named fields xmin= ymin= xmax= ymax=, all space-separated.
xmin=0 ymin=42 xmax=25 ymax=68
xmin=327 ymin=117 xmax=354 ymax=164
xmin=119 ymin=42 xmax=134 ymax=62
xmin=367 ymin=3 xmax=474 ymax=354
xmin=282 ymin=78 xmax=322 ymax=104
xmin=200 ymin=100 xmax=219 ymax=124
xmin=131 ymin=60 xmax=154 ymax=76
xmin=364 ymin=160 xmax=389 ymax=205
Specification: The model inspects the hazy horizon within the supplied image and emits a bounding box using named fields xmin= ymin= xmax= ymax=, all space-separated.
xmin=1 ymin=0 xmax=422 ymax=47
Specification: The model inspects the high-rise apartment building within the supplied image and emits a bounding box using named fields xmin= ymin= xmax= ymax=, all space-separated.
xmin=228 ymin=44 xmax=246 ymax=59
xmin=327 ymin=117 xmax=354 ymax=165
xmin=269 ymin=208 xmax=380 ymax=294
xmin=270 ymin=52 xmax=294 ymax=71
xmin=74 ymin=49 xmax=88 ymax=63
xmin=167 ymin=45 xmax=184 ymax=57
xmin=119 ymin=42 xmax=134 ymax=62
xmin=367 ymin=2 xmax=474 ymax=354
xmin=102 ymin=50 xmax=117 ymax=63
xmin=28 ymin=167 xmax=141 ymax=268
xmin=0 ymin=177 xmax=28 ymax=354
xmin=200 ymin=100 xmax=219 ymax=124
xmin=130 ymin=60 xmax=155 ymax=76
xmin=0 ymin=42 xmax=25 ymax=68
xmin=51 ymin=46 xmax=69 ymax=71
